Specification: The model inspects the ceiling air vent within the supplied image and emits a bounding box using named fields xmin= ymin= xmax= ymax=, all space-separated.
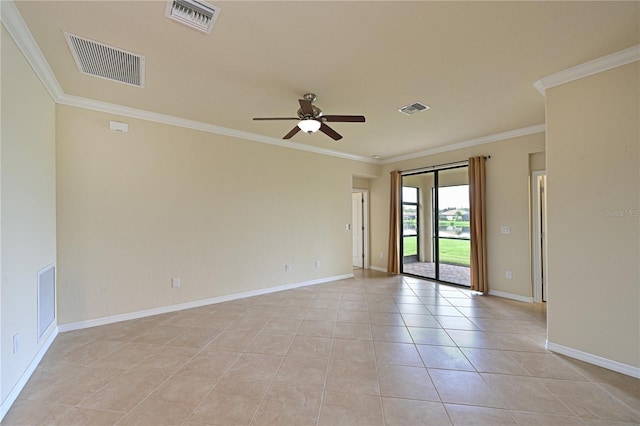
xmin=165 ymin=0 xmax=221 ymax=34
xmin=398 ymin=102 xmax=430 ymax=116
xmin=64 ymin=32 xmax=145 ymax=88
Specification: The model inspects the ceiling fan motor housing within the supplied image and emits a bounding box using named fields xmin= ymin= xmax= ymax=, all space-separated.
xmin=297 ymin=106 xmax=322 ymax=120
xmin=297 ymin=93 xmax=321 ymax=119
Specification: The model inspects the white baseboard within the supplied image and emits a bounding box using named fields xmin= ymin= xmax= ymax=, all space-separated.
xmin=370 ymin=266 xmax=388 ymax=273
xmin=488 ymin=289 xmax=533 ymax=303
xmin=0 ymin=326 xmax=59 ymax=422
xmin=546 ymin=341 xmax=640 ymax=379
xmin=59 ymin=273 xmax=354 ymax=332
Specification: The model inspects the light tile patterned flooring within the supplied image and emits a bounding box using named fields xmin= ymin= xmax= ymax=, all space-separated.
xmin=402 ymin=263 xmax=471 ymax=287
xmin=3 ymin=270 xmax=639 ymax=425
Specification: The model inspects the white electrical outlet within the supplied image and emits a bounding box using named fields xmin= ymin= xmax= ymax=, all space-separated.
xmin=315 ymin=260 xmax=321 ymax=268
xmin=172 ymin=278 xmax=181 ymax=288
xmin=285 ymin=264 xmax=291 ymax=272
xmin=13 ymin=334 xmax=19 ymax=354
xmin=506 ymin=271 xmax=512 ymax=279
xmin=500 ymin=226 xmax=511 ymax=234
xmin=379 ymin=252 xmax=384 ymax=259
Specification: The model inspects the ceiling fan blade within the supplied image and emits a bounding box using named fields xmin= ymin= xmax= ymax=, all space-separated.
xmin=319 ymin=123 xmax=342 ymax=141
xmin=298 ymin=99 xmax=314 ymax=116
xmin=322 ymin=115 xmax=366 ymax=123
xmin=283 ymin=126 xmax=301 ymax=139
xmin=253 ymin=117 xmax=299 ymax=121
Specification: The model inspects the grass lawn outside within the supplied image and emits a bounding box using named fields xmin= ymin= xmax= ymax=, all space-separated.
xmin=440 ymin=238 xmax=470 ymax=266
xmin=403 ymin=236 xmax=418 ymax=256
xmin=403 ymin=236 xmax=470 ymax=267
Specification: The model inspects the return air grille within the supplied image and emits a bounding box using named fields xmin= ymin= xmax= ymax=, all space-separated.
xmin=37 ymin=264 xmax=56 ymax=340
xmin=64 ymin=32 xmax=145 ymax=87
xmin=165 ymin=0 xmax=221 ymax=34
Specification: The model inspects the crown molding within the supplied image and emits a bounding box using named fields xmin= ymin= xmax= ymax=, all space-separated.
xmin=534 ymin=44 xmax=640 ymax=95
xmin=1 ymin=0 xmax=377 ymax=164
xmin=58 ymin=94 xmax=378 ymax=164
xmin=1 ymin=1 xmax=63 ymax=101
xmin=381 ymin=124 xmax=546 ymax=165
xmin=0 ymin=0 xmax=547 ymax=167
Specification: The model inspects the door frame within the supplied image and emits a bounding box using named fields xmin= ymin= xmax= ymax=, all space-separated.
xmin=400 ymin=165 xmax=470 ymax=286
xmin=352 ymin=188 xmax=370 ymax=269
xmin=531 ymin=170 xmax=547 ymax=303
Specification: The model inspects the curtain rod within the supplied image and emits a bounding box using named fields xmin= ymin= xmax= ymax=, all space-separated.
xmin=401 ymin=156 xmax=490 ymax=176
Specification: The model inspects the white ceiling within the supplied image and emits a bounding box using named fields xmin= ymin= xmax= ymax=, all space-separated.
xmin=12 ymin=1 xmax=640 ymax=161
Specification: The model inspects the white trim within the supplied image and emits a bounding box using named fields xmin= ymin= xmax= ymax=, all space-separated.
xmin=370 ymin=265 xmax=388 ymax=273
xmin=381 ymin=124 xmax=546 ymax=165
xmin=0 ymin=2 xmax=377 ymax=165
xmin=0 ymin=327 xmax=58 ymax=422
xmin=534 ymin=45 xmax=640 ymax=95
xmin=362 ymin=191 xmax=370 ymax=269
xmin=352 ymin=188 xmax=370 ymax=269
xmin=488 ymin=289 xmax=533 ymax=303
xmin=4 ymin=0 xmax=638 ymax=164
xmin=0 ymin=1 xmax=63 ymax=101
xmin=37 ymin=263 xmax=56 ymax=341
xmin=531 ymin=171 xmax=547 ymax=303
xmin=58 ymin=274 xmax=353 ymax=332
xmin=2 ymin=0 xmax=544 ymax=166
xmin=57 ymin=94 xmax=377 ymax=164
xmin=546 ymin=341 xmax=640 ymax=379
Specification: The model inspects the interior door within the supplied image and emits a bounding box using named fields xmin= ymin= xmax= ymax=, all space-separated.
xmin=540 ymin=175 xmax=548 ymax=302
xmin=532 ymin=171 xmax=548 ymax=303
xmin=352 ymin=192 xmax=364 ymax=268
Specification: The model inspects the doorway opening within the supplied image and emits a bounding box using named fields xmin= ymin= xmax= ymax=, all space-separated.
xmin=352 ymin=189 xmax=369 ymax=269
xmin=401 ymin=166 xmax=471 ymax=286
xmin=532 ymin=171 xmax=547 ymax=302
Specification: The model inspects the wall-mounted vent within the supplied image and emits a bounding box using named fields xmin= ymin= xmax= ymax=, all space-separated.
xmin=165 ymin=0 xmax=221 ymax=34
xmin=398 ymin=102 xmax=430 ymax=116
xmin=37 ymin=264 xmax=56 ymax=341
xmin=64 ymin=32 xmax=145 ymax=88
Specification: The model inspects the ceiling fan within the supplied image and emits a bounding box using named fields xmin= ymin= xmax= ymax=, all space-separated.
xmin=253 ymin=93 xmax=365 ymax=141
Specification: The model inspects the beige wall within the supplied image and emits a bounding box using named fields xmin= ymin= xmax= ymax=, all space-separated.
xmin=56 ymin=105 xmax=378 ymax=324
xmin=1 ymin=26 xmax=57 ymax=404
xmin=352 ymin=177 xmax=371 ymax=189
xmin=529 ymin=151 xmax=546 ymax=172
xmin=371 ymin=133 xmax=546 ymax=299
xmin=546 ymin=62 xmax=639 ymax=368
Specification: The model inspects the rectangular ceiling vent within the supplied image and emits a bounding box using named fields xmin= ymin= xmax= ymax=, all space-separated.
xmin=165 ymin=0 xmax=221 ymax=34
xmin=64 ymin=32 xmax=145 ymax=88
xmin=398 ymin=102 xmax=431 ymax=116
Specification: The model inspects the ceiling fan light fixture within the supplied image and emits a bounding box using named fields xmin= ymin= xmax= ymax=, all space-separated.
xmin=298 ymin=119 xmax=321 ymax=133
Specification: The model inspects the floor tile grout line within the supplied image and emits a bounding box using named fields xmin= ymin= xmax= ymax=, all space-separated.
xmin=184 ymin=305 xmax=282 ymax=426
xmin=181 ymin=350 xmax=244 ymax=425
xmin=591 ymin=380 xmax=640 ymax=415
xmin=115 ymin=316 xmax=239 ymax=425
xmin=8 ymin=270 xmax=639 ymax=426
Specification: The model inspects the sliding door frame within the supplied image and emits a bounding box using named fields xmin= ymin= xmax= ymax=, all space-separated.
xmin=400 ymin=163 xmax=470 ymax=286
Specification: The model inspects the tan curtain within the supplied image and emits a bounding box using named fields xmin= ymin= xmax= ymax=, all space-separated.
xmin=387 ymin=170 xmax=402 ymax=274
xmin=469 ymin=157 xmax=488 ymax=293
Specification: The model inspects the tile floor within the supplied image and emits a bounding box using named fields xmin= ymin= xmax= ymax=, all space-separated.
xmin=3 ymin=270 xmax=639 ymax=425
xmin=401 ymin=263 xmax=471 ymax=287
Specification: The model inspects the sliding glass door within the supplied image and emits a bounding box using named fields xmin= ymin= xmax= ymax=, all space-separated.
xmin=402 ymin=187 xmax=419 ymax=264
xmin=401 ymin=166 xmax=471 ymax=286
